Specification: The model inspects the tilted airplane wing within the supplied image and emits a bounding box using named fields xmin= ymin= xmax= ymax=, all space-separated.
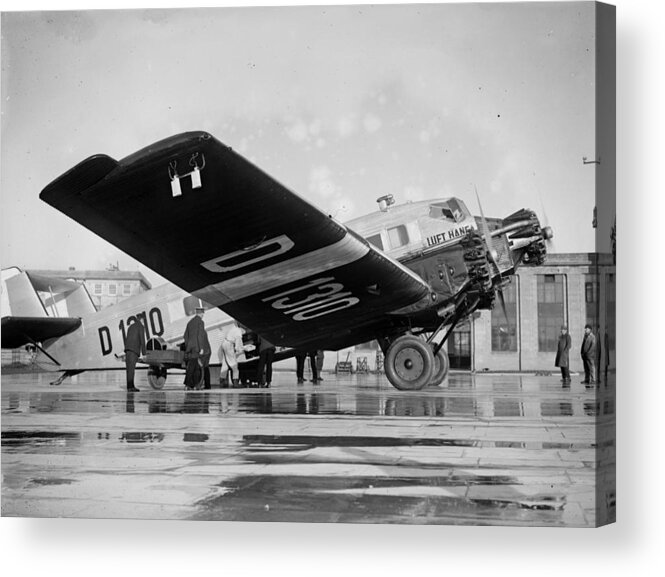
xmin=1 ymin=316 xmax=82 ymax=349
xmin=41 ymin=132 xmax=432 ymax=349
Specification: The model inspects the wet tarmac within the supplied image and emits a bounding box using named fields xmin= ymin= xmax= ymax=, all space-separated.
xmin=1 ymin=370 xmax=615 ymax=526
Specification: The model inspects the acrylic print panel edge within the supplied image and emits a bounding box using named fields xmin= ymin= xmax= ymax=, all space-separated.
xmin=593 ymin=1 xmax=616 ymax=527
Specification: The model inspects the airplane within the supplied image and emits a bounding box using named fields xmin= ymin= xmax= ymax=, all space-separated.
xmin=1 ymin=266 xmax=264 ymax=388
xmin=35 ymin=130 xmax=552 ymax=391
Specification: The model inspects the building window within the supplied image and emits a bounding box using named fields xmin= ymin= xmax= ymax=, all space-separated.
xmin=122 ymin=283 xmax=132 ymax=296
xmin=537 ymin=274 xmax=565 ymax=352
xmin=585 ymin=275 xmax=599 ymax=329
xmin=491 ymin=279 xmax=518 ymax=352
xmin=108 ymin=283 xmax=117 ymax=296
xmin=93 ymin=283 xmax=102 ymax=295
xmin=387 ymin=225 xmax=409 ymax=248
xmin=365 ymin=233 xmax=384 ymax=251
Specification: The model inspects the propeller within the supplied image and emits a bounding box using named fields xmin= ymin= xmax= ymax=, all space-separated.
xmin=537 ymin=190 xmax=556 ymax=252
xmin=474 ymin=185 xmax=509 ymax=324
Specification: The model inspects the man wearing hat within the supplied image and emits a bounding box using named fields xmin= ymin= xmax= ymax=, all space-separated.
xmin=555 ymin=325 xmax=571 ymax=385
xmin=183 ymin=306 xmax=211 ymax=390
xmin=124 ymin=315 xmax=146 ymax=392
xmin=580 ymin=323 xmax=597 ymax=385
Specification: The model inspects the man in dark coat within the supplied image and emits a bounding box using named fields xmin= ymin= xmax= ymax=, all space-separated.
xmin=580 ymin=323 xmax=597 ymax=385
xmin=124 ymin=316 xmax=146 ymax=392
xmin=184 ymin=307 xmax=211 ymax=390
xmin=555 ymin=325 xmax=571 ymax=385
xmin=256 ymin=335 xmax=276 ymax=388
xmin=296 ymin=350 xmax=319 ymax=384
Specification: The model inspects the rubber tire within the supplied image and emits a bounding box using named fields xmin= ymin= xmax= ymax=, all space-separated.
xmin=428 ymin=347 xmax=450 ymax=387
xmin=147 ymin=366 xmax=167 ymax=390
xmin=385 ymin=335 xmax=435 ymax=391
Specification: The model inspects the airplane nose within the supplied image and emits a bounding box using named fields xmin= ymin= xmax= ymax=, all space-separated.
xmin=542 ymin=226 xmax=554 ymax=241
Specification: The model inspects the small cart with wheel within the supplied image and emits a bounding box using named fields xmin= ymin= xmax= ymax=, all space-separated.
xmin=141 ymin=337 xmax=186 ymax=389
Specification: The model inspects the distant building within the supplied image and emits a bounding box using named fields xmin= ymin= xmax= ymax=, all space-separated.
xmin=27 ymin=266 xmax=152 ymax=311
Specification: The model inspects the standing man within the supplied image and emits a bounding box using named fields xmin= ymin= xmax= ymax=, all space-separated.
xmin=580 ymin=324 xmax=597 ymax=385
xmin=296 ymin=350 xmax=319 ymax=384
xmin=220 ymin=323 xmax=245 ymax=388
xmin=256 ymin=335 xmax=276 ymax=388
xmin=555 ymin=325 xmax=571 ymax=386
xmin=184 ymin=306 xmax=211 ymax=390
xmin=124 ymin=316 xmax=146 ymax=392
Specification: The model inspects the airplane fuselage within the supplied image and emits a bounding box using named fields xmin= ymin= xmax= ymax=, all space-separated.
xmin=39 ymin=283 xmax=237 ymax=372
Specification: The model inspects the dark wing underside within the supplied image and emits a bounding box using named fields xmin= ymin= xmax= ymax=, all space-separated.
xmin=41 ymin=132 xmax=432 ymax=349
xmin=1 ymin=316 xmax=82 ymax=349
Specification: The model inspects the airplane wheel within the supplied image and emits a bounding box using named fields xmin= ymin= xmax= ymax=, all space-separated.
xmin=385 ymin=335 xmax=434 ymax=391
xmin=429 ymin=347 xmax=450 ymax=386
xmin=147 ymin=366 xmax=167 ymax=390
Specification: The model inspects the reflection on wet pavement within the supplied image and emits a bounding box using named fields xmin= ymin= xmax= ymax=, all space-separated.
xmin=1 ymin=371 xmax=615 ymax=526
xmin=3 ymin=382 xmax=616 ymax=421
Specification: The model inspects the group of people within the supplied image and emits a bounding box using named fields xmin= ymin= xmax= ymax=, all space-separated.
xmin=555 ymin=324 xmax=609 ymax=386
xmin=182 ymin=307 xmax=277 ymax=390
xmin=123 ymin=307 xmax=276 ymax=391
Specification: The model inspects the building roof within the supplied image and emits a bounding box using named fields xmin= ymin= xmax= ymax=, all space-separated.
xmin=27 ymin=269 xmax=152 ymax=289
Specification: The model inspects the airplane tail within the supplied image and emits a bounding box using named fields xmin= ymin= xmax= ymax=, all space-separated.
xmin=2 ymin=267 xmax=47 ymax=318
xmin=1 ymin=267 xmax=92 ymax=349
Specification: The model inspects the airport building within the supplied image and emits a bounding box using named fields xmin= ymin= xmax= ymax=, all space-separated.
xmin=27 ymin=266 xmax=152 ymax=311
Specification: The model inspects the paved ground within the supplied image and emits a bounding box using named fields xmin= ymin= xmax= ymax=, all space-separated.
xmin=1 ymin=369 xmax=615 ymax=526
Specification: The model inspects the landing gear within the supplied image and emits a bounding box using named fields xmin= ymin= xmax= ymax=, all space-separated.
xmin=385 ymin=335 xmax=434 ymax=391
xmin=429 ymin=348 xmax=450 ymax=387
xmin=147 ymin=365 xmax=167 ymax=390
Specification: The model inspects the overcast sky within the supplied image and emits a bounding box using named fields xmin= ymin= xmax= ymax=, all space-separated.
xmin=1 ymin=2 xmax=603 ymax=287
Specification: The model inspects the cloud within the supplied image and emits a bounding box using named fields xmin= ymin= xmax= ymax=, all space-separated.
xmin=403 ymin=185 xmax=427 ymax=202
xmin=363 ymin=113 xmax=382 ymax=133
xmin=336 ymin=116 xmax=357 ymax=138
xmin=309 ymin=165 xmax=336 ymax=198
xmin=285 ymin=120 xmax=309 ymax=143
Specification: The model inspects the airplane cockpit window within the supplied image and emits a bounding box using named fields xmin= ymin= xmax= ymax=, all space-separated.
xmin=387 ymin=225 xmax=409 ymax=249
xmin=429 ymin=199 xmax=466 ymax=223
xmin=365 ymin=233 xmax=384 ymax=251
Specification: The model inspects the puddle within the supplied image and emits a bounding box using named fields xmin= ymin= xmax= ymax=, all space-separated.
xmin=242 ymin=434 xmax=478 ymax=449
xmin=119 ymin=432 xmax=164 ymax=443
xmin=1 ymin=430 xmax=81 ymax=447
xmin=28 ymin=477 xmax=75 ymax=486
xmin=193 ymin=472 xmax=566 ymax=525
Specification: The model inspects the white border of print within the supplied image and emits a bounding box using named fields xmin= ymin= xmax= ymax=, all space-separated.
xmin=1 ymin=1 xmax=662 ymax=577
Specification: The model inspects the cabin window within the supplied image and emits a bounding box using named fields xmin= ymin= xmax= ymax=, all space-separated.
xmin=365 ymin=234 xmax=384 ymax=251
xmin=108 ymin=283 xmax=117 ymax=296
xmin=93 ymin=283 xmax=103 ymax=295
xmin=387 ymin=225 xmax=409 ymax=248
xmin=122 ymin=283 xmax=132 ymax=296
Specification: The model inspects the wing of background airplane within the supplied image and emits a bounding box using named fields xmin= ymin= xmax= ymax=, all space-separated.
xmin=41 ymin=132 xmax=433 ymax=349
xmin=1 ymin=316 xmax=82 ymax=349
xmin=1 ymin=268 xmax=86 ymax=350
